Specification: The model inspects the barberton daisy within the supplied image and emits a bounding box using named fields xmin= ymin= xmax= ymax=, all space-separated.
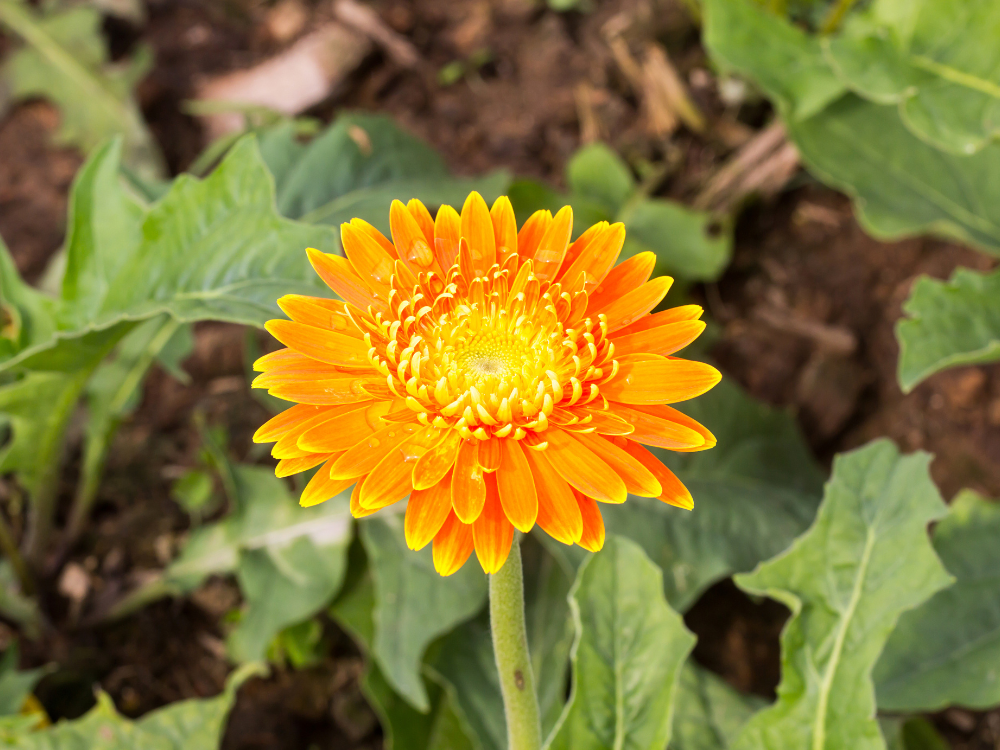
xmin=253 ymin=192 xmax=721 ymax=576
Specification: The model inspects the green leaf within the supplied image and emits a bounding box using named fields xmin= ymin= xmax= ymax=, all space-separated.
xmin=111 ymin=465 xmax=352 ymax=657
xmin=786 ymin=95 xmax=1000 ymax=254
xmin=822 ymin=0 xmax=1000 ymax=155
xmin=600 ymin=378 xmax=824 ymax=611
xmin=702 ymin=0 xmax=846 ymax=119
xmin=0 ymin=0 xmax=164 ymax=178
xmin=670 ymin=663 xmax=765 ymax=750
xmin=566 ymin=143 xmax=635 ymax=216
xmin=0 ymin=662 xmax=263 ymax=749
xmin=703 ymin=0 xmax=1000 ymax=255
xmin=731 ymin=439 xmax=953 ymax=750
xmin=620 ymin=199 xmax=732 ymax=282
xmin=359 ymin=516 xmax=488 ymax=712
xmin=547 ymin=535 xmax=697 ymax=750
xmin=0 ymin=563 xmax=42 ymax=636
xmin=332 ymin=568 xmax=473 ymax=750
xmin=2 ymin=136 xmax=337 ymax=372
xmin=874 ymin=490 xmax=1000 ymax=711
xmin=0 ymin=645 xmax=46 ymax=718
xmin=252 ymin=112 xmax=511 ymax=232
xmin=895 ymin=267 xmax=1000 ymax=391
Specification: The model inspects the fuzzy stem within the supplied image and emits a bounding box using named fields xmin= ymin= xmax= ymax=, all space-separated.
xmin=0 ymin=496 xmax=33 ymax=596
xmin=490 ymin=537 xmax=542 ymax=750
xmin=820 ymin=0 xmax=859 ymax=34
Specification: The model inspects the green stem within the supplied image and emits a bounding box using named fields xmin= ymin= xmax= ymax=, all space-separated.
xmin=490 ymin=537 xmax=542 ymax=750
xmin=820 ymin=0 xmax=859 ymax=34
xmin=22 ymin=368 xmax=93 ymax=568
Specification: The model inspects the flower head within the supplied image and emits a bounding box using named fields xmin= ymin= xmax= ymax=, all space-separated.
xmin=254 ymin=192 xmax=720 ymax=575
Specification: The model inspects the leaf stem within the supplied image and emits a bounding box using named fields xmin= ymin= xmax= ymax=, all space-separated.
xmin=22 ymin=368 xmax=93 ymax=568
xmin=490 ymin=536 xmax=543 ymax=750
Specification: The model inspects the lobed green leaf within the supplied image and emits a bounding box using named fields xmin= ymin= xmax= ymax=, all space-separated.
xmin=731 ymin=439 xmax=953 ymax=750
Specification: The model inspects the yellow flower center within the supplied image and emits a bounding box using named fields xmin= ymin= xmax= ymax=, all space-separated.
xmin=359 ymin=253 xmax=617 ymax=442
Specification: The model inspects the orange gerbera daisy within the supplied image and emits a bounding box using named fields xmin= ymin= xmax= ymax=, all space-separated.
xmin=253 ymin=192 xmax=720 ymax=576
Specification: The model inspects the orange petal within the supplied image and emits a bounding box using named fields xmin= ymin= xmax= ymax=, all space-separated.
xmin=490 ymin=196 xmax=518 ymax=262
xmin=496 ymin=440 xmax=538 ymax=532
xmin=451 ymin=438 xmax=487 ymax=523
xmin=300 ymin=456 xmax=354 ymax=507
xmin=264 ymin=319 xmax=370 ymax=367
xmin=575 ymin=492 xmax=606 ymax=552
xmin=272 ymin=405 xmax=358 ymax=458
xmin=412 ymin=429 xmax=462 ymax=490
xmin=254 ymin=404 xmax=326 ymax=443
xmin=524 ymin=447 xmax=583 ymax=544
xmin=478 ymin=436 xmax=502 ymax=473
xmin=542 ymin=428 xmax=627 ymax=504
xmin=298 ymin=402 xmax=390 ymax=452
xmin=350 ymin=218 xmax=398 ymax=258
xmin=359 ymin=427 xmax=438 ymax=510
xmin=252 ymin=360 xmax=361 ymax=388
xmin=517 ymin=210 xmax=552 ymax=260
xmin=276 ymin=453 xmax=331 ymax=478
xmin=406 ymin=199 xmax=436 ymax=246
xmin=330 ymin=423 xmax=420 ymax=479
xmin=595 ymin=276 xmax=673 ymax=333
xmin=612 ymin=319 xmax=706 ymax=358
xmin=565 ymin=408 xmax=634 ymax=436
xmin=608 ymin=404 xmax=707 ymax=450
xmin=473 ymin=474 xmax=514 ymax=574
xmin=620 ymin=441 xmax=694 ymax=509
xmin=342 ymin=222 xmax=395 ymax=292
xmin=350 ymin=477 xmax=379 ymax=518
xmin=560 ymin=222 xmax=625 ymax=292
xmin=603 ymin=357 xmax=722 ymax=404
xmin=531 ymin=205 xmax=573 ymax=280
xmin=460 ymin=191 xmax=497 ymax=274
xmin=557 ymin=221 xmax=608 ymax=282
xmin=434 ymin=204 xmax=462 ymax=269
xmin=253 ymin=348 xmax=302 ymax=372
xmin=391 ymin=199 xmax=441 ymax=276
xmin=433 ymin=510 xmax=475 ymax=576
xmin=276 ymin=295 xmax=356 ymax=333
xmin=268 ymin=377 xmax=379 ymax=407
xmin=614 ymin=305 xmax=704 ymax=337
xmin=404 ymin=471 xmax=453 ymax=550
xmin=586 ymin=251 xmax=656 ymax=313
xmin=306 ymin=248 xmax=384 ymax=313
xmin=629 ymin=403 xmax=717 ymax=452
xmin=573 ymin=432 xmax=661 ymax=497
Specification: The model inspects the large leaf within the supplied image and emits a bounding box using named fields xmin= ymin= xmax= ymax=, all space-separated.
xmin=112 ymin=466 xmax=352 ymax=663
xmin=874 ymin=490 xmax=1000 ymax=711
xmin=0 ymin=663 xmax=263 ymax=749
xmin=670 ymin=664 xmax=765 ymax=750
xmin=0 ymin=0 xmax=163 ymax=178
xmin=359 ymin=516 xmax=488 ymax=712
xmin=547 ymin=535 xmax=696 ymax=750
xmin=731 ymin=440 xmax=953 ymax=750
xmin=1 ymin=136 xmax=337 ymax=372
xmin=597 ymin=378 xmax=824 ymax=611
xmin=703 ymin=0 xmax=1000 ymax=255
xmin=331 ymin=567 xmax=476 ymax=750
xmin=254 ymin=112 xmax=511 ymax=231
xmin=566 ymin=143 xmax=635 ymax=216
xmin=823 ymin=0 xmax=1000 ymax=155
xmin=895 ymin=267 xmax=1000 ymax=391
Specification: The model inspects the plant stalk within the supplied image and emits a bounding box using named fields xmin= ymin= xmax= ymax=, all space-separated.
xmin=22 ymin=368 xmax=93 ymax=568
xmin=490 ymin=536 xmax=542 ymax=750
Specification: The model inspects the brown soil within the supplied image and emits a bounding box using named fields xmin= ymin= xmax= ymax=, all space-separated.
xmin=1 ymin=1 xmax=997 ymax=748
